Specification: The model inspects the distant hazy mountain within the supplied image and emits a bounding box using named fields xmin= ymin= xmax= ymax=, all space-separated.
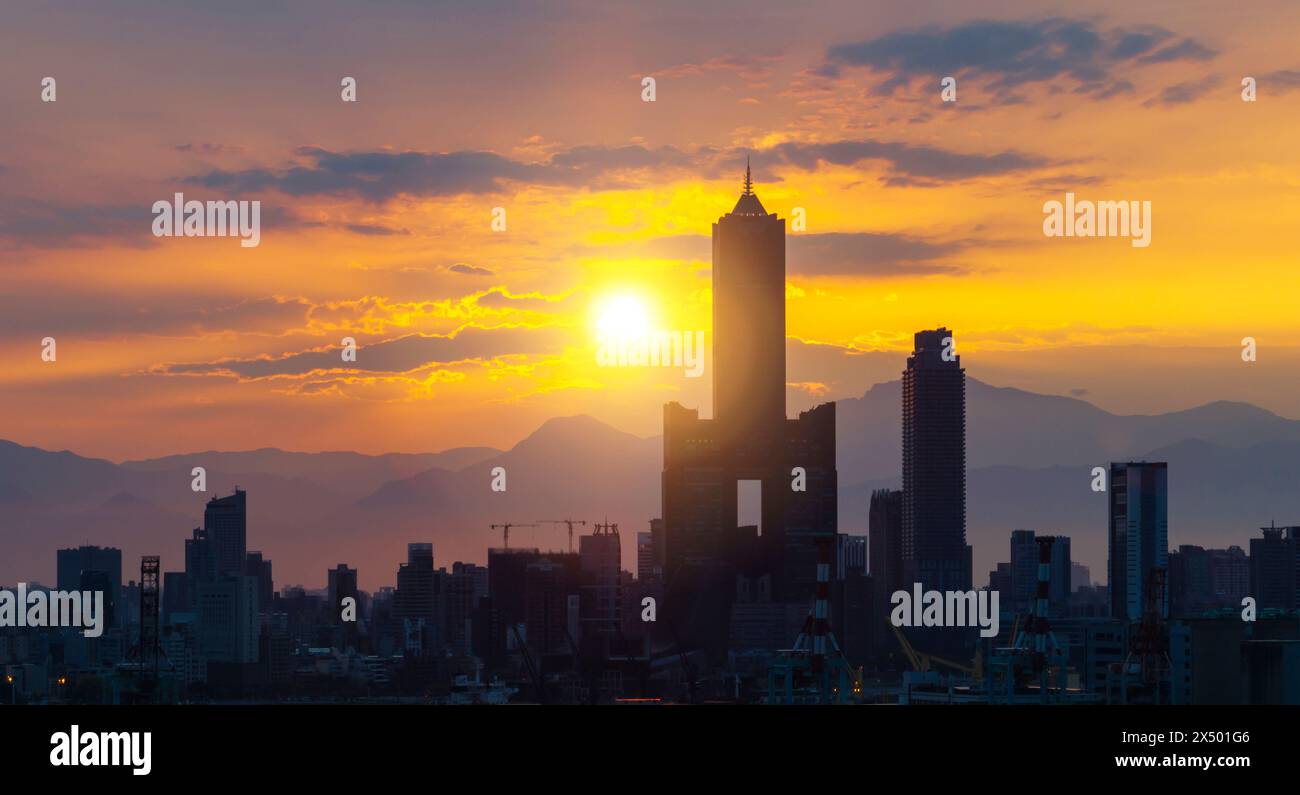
xmin=842 ymin=436 xmax=1300 ymax=587
xmin=119 ymin=446 xmax=500 ymax=499
xmin=837 ymin=378 xmax=1300 ymax=482
xmin=3 ymin=382 xmax=1300 ymax=590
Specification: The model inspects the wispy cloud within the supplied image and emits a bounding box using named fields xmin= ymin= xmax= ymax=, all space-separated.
xmin=153 ymin=324 xmax=571 ymax=380
xmin=823 ymin=18 xmax=1216 ymax=101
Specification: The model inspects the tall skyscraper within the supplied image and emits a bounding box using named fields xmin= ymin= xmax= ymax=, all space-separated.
xmin=1009 ymin=530 xmax=1038 ymax=612
xmin=184 ymin=527 xmax=216 ymax=594
xmin=327 ymin=564 xmax=359 ymax=624
xmin=394 ymin=543 xmax=438 ymax=627
xmin=1168 ymin=545 xmax=1212 ymax=616
xmin=244 ymin=551 xmax=273 ymax=612
xmin=868 ymin=488 xmax=902 ymax=656
xmin=837 ymin=534 xmax=867 ymax=579
xmin=205 ymin=489 xmax=247 ymax=577
xmin=637 ymin=527 xmax=662 ymax=583
xmin=1108 ymin=461 xmax=1168 ymax=621
xmin=901 ymin=328 xmax=970 ymax=594
xmin=525 ymin=559 xmax=580 ymax=655
xmin=57 ymin=545 xmax=121 ymax=627
xmin=661 ymin=167 xmax=837 ymax=654
xmin=1249 ymin=523 xmax=1299 ymax=610
xmin=579 ymin=524 xmax=622 ymax=639
xmin=444 ymin=562 xmax=487 ymax=655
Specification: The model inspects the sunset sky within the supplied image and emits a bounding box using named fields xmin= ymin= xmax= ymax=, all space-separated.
xmin=4 ymin=0 xmax=1300 ymax=461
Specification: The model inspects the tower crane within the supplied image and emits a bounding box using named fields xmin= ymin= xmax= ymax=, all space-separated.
xmin=489 ymin=522 xmax=536 ymax=550
xmin=536 ymin=519 xmax=587 ymax=553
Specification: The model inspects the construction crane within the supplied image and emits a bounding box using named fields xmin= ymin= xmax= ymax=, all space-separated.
xmin=890 ymin=622 xmax=984 ymax=681
xmin=490 ymin=522 xmax=536 ymax=550
xmin=509 ymin=624 xmax=545 ymax=704
xmin=537 ymin=519 xmax=586 ymax=553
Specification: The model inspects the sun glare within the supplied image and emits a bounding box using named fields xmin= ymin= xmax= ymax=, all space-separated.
xmin=594 ymin=294 xmax=652 ymax=340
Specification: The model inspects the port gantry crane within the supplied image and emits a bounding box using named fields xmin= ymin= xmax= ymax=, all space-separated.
xmin=536 ymin=519 xmax=587 ymax=553
xmin=489 ymin=522 xmax=537 ymax=550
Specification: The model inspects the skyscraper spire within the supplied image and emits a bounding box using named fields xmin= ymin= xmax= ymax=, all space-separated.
xmin=730 ymin=155 xmax=767 ymax=216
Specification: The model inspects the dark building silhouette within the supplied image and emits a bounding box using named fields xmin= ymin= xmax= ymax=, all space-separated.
xmin=868 ymin=488 xmax=902 ymax=656
xmin=637 ymin=519 xmax=664 ymax=583
xmin=1005 ymin=530 xmax=1070 ymax=616
xmin=245 ymin=551 xmax=273 ymax=611
xmin=488 ymin=548 xmax=580 ymax=654
xmin=1169 ymin=545 xmax=1248 ymax=616
xmin=488 ymin=547 xmax=543 ymax=631
xmin=901 ymin=328 xmax=970 ymax=594
xmin=1169 ymin=545 xmax=1209 ymax=617
xmin=1250 ymin=524 xmax=1299 ymax=610
xmin=833 ymin=533 xmax=872 ymax=666
xmin=327 ymin=564 xmax=359 ymax=624
xmin=184 ymin=527 xmax=216 ymax=594
xmin=1009 ymin=530 xmax=1037 ymax=612
xmin=579 ymin=524 xmax=622 ymax=643
xmin=1108 ymin=462 xmax=1168 ymax=621
xmin=1210 ymin=546 xmax=1250 ymax=605
xmin=444 ymin=562 xmax=487 ymax=655
xmin=394 ymin=543 xmax=438 ymax=651
xmin=205 ymin=489 xmax=247 ymax=577
xmin=869 ymin=489 xmax=902 ymax=596
xmin=57 ymin=545 xmax=121 ymax=627
xmin=162 ymin=570 xmax=188 ymax=625
xmin=524 ymin=556 xmax=581 ymax=655
xmin=661 ymin=166 xmax=838 ymax=658
xmin=989 ymin=562 xmax=1012 ymax=596
xmin=837 ymin=534 xmax=866 ymax=579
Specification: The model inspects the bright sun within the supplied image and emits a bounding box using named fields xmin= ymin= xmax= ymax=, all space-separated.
xmin=594 ymin=294 xmax=652 ymax=339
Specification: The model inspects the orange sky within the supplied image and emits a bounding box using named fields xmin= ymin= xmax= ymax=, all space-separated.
xmin=3 ymin=0 xmax=1300 ymax=460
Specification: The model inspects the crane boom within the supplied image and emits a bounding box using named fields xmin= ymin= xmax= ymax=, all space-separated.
xmin=536 ymin=519 xmax=586 ymax=553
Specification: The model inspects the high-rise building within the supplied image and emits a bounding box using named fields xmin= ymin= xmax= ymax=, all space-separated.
xmin=1169 ymin=544 xmax=1249 ymax=615
xmin=185 ymin=527 xmax=216 ymax=597
xmin=637 ymin=528 xmax=662 ymax=582
xmin=162 ymin=571 xmax=189 ymax=625
xmin=1072 ymin=562 xmax=1092 ymax=591
xmin=869 ymin=489 xmax=903 ymax=596
xmin=989 ymin=562 xmax=1013 ymax=596
xmin=1006 ymin=530 xmax=1071 ymax=615
xmin=901 ymin=328 xmax=970 ymax=594
xmin=579 ymin=524 xmax=622 ymax=640
xmin=195 ymin=575 xmax=259 ymax=663
xmin=1108 ymin=462 xmax=1168 ymax=621
xmin=1050 ymin=537 xmax=1072 ymax=608
xmin=868 ymin=488 xmax=903 ymax=654
xmin=444 ymin=562 xmax=487 ymax=655
xmin=327 ymin=564 xmax=359 ymax=624
xmin=1169 ymin=545 xmax=1212 ymax=616
xmin=244 ymin=551 xmax=273 ymax=612
xmin=205 ymin=489 xmax=247 ymax=577
xmin=525 ymin=558 xmax=581 ymax=655
xmin=1209 ymin=546 xmax=1249 ymax=606
xmin=394 ymin=543 xmax=439 ymax=632
xmin=1009 ymin=530 xmax=1038 ymax=613
xmin=1249 ymin=524 xmax=1300 ymax=610
xmin=56 ymin=545 xmax=121 ymax=627
xmin=837 ymin=534 xmax=867 ymax=579
xmin=661 ymin=168 xmax=837 ymax=657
